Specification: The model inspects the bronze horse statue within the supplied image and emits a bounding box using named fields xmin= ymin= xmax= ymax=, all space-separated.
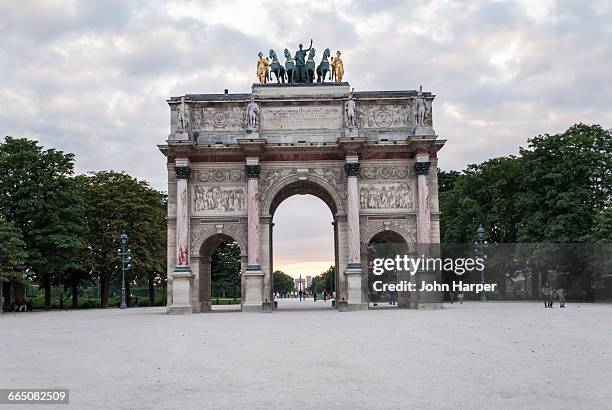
xmin=305 ymin=48 xmax=316 ymax=83
xmin=316 ymin=48 xmax=331 ymax=82
xmin=269 ymin=49 xmax=286 ymax=83
xmin=284 ymin=48 xmax=296 ymax=83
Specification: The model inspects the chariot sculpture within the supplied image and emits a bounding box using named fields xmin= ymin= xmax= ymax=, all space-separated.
xmin=257 ymin=40 xmax=345 ymax=84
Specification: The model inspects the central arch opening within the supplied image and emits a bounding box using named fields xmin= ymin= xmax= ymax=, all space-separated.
xmin=269 ymin=180 xmax=339 ymax=311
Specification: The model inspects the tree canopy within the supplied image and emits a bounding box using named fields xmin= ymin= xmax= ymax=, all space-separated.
xmin=273 ymin=270 xmax=295 ymax=295
xmin=440 ymin=124 xmax=611 ymax=244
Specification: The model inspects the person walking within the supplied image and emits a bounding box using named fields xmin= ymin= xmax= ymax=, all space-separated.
xmin=313 ymin=291 xmax=317 ymax=302
xmin=542 ymin=282 xmax=553 ymax=308
xmin=557 ymin=288 xmax=566 ymax=308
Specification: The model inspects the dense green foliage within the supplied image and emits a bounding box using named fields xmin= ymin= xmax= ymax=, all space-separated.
xmin=311 ymin=265 xmax=335 ymax=294
xmin=273 ymin=270 xmax=295 ymax=294
xmin=0 ymin=137 xmax=166 ymax=309
xmin=78 ymin=171 xmax=166 ymax=307
xmin=0 ymin=215 xmax=27 ymax=282
xmin=0 ymin=137 xmax=87 ymax=307
xmin=440 ymin=124 xmax=611 ymax=244
xmin=211 ymin=241 xmax=241 ymax=299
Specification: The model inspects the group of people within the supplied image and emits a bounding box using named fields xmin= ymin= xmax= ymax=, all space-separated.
xmin=3 ymin=299 xmax=32 ymax=312
xmin=542 ymin=283 xmax=566 ymax=308
xmin=273 ymin=290 xmax=334 ymax=301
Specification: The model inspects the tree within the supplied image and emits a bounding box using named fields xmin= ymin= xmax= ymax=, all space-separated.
xmin=0 ymin=216 xmax=28 ymax=310
xmin=312 ymin=266 xmax=335 ymax=294
xmin=211 ymin=241 xmax=241 ymax=299
xmin=78 ymin=171 xmax=167 ymax=308
xmin=517 ymin=124 xmax=612 ymax=243
xmin=0 ymin=137 xmax=87 ymax=308
xmin=273 ymin=270 xmax=294 ymax=295
xmin=439 ymin=156 xmax=524 ymax=243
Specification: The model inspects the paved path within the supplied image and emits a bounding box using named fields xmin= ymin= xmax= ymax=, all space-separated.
xmin=1 ymin=302 xmax=610 ymax=409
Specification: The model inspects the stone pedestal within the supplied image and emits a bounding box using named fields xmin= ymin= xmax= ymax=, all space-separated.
xmin=173 ymin=131 xmax=190 ymax=141
xmin=167 ymin=270 xmax=194 ymax=315
xmin=414 ymin=126 xmax=435 ymax=137
xmin=243 ymin=270 xmax=264 ymax=312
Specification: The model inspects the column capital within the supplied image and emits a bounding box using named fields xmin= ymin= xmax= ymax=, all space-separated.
xmin=245 ymin=164 xmax=261 ymax=179
xmin=175 ymin=165 xmax=191 ymax=179
xmin=414 ymin=161 xmax=431 ymax=176
xmin=344 ymin=162 xmax=360 ymax=177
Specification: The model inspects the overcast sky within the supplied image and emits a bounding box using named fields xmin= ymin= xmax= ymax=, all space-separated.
xmin=1 ymin=0 xmax=611 ymax=277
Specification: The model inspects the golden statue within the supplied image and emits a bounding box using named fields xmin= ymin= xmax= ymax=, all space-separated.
xmin=331 ymin=50 xmax=344 ymax=83
xmin=256 ymin=52 xmax=271 ymax=84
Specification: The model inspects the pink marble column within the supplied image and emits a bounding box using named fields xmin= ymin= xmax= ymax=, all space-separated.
xmin=415 ymin=158 xmax=431 ymax=244
xmin=345 ymin=160 xmax=362 ymax=270
xmin=245 ymin=162 xmax=261 ymax=269
xmin=174 ymin=163 xmax=191 ymax=269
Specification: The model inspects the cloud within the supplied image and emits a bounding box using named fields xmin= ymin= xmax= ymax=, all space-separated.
xmin=1 ymin=0 xmax=610 ymax=262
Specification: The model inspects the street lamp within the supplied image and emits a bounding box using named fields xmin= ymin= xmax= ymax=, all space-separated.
xmin=476 ymin=224 xmax=487 ymax=302
xmin=117 ymin=233 xmax=132 ymax=309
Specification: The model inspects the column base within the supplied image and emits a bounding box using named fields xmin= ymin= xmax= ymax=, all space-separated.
xmin=347 ymin=303 xmax=368 ymax=311
xmin=242 ymin=265 xmax=264 ymax=312
xmin=166 ymin=305 xmax=194 ymax=315
xmin=345 ymin=263 xmax=364 ymax=307
xmin=167 ymin=267 xmax=194 ymax=315
xmin=416 ymin=302 xmax=443 ymax=310
xmin=196 ymin=301 xmax=212 ymax=312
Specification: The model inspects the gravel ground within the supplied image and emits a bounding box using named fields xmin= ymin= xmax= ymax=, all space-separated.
xmin=1 ymin=301 xmax=610 ymax=409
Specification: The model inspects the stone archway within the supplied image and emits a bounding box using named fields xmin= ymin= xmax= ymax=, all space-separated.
xmin=262 ymin=178 xmax=343 ymax=308
xmin=160 ymin=82 xmax=444 ymax=314
xmin=193 ymin=232 xmax=246 ymax=312
xmin=365 ymin=230 xmax=413 ymax=308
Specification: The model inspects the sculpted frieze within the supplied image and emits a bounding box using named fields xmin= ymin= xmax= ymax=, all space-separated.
xmin=360 ymin=183 xmax=414 ymax=210
xmin=193 ymin=169 xmax=244 ymax=183
xmin=311 ymin=168 xmax=347 ymax=199
xmin=259 ymin=168 xmax=297 ymax=194
xmin=258 ymin=167 xmax=347 ymax=200
xmin=357 ymin=104 xmax=412 ymax=129
xmin=360 ymin=165 xmax=414 ymax=180
xmin=191 ymin=107 xmax=245 ymax=131
xmin=193 ymin=186 xmax=246 ymax=213
xmin=190 ymin=223 xmax=246 ymax=254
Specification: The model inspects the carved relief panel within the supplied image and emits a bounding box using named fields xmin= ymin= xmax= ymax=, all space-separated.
xmin=360 ymin=165 xmax=414 ymax=180
xmin=360 ymin=183 xmax=415 ymax=210
xmin=191 ymin=167 xmax=246 ymax=215
xmin=259 ymin=167 xmax=347 ymax=201
xmin=191 ymin=106 xmax=246 ymax=132
xmin=193 ymin=186 xmax=246 ymax=214
xmin=357 ymin=104 xmax=412 ymax=129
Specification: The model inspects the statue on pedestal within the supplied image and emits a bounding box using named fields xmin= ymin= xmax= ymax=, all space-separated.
xmin=294 ymin=39 xmax=313 ymax=83
xmin=256 ymin=52 xmax=271 ymax=84
xmin=345 ymin=93 xmax=356 ymax=128
xmin=177 ymin=96 xmax=189 ymax=132
xmin=245 ymin=96 xmax=259 ymax=131
xmin=331 ymin=50 xmax=344 ymax=83
xmin=415 ymin=85 xmax=427 ymax=126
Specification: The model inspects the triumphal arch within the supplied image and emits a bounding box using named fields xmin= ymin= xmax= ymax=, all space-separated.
xmin=159 ymin=80 xmax=444 ymax=313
